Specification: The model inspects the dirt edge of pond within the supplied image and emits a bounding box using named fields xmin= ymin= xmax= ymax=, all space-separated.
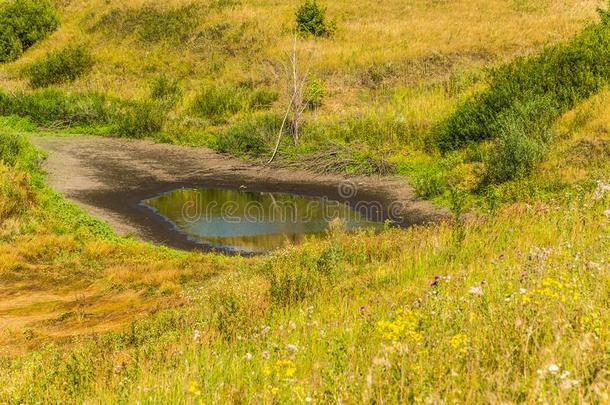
xmin=30 ymin=135 xmax=448 ymax=252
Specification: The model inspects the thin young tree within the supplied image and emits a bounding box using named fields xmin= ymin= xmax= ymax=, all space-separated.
xmin=268 ymin=34 xmax=312 ymax=164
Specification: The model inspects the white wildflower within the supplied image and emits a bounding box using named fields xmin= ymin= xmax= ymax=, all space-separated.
xmin=519 ymin=288 xmax=527 ymax=294
xmin=560 ymin=370 xmax=571 ymax=380
xmin=244 ymin=353 xmax=253 ymax=361
xmin=593 ymin=181 xmax=610 ymax=200
xmin=548 ymin=364 xmax=560 ymax=374
xmin=193 ymin=330 xmax=201 ymax=341
xmin=468 ymin=285 xmax=484 ymax=296
xmin=560 ymin=379 xmax=579 ymax=391
xmin=586 ymin=261 xmax=601 ymax=270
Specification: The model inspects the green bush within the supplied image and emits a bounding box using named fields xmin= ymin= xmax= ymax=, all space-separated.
xmin=191 ymin=85 xmax=247 ymax=122
xmin=0 ymin=25 xmax=22 ymax=63
xmin=0 ymin=132 xmax=23 ymax=166
xmin=191 ymin=85 xmax=277 ymax=123
xmin=484 ymin=98 xmax=552 ymax=184
xmin=26 ymin=46 xmax=94 ymax=88
xmin=150 ymin=74 xmax=182 ymax=107
xmin=115 ymin=100 xmax=166 ymax=139
xmin=0 ymin=88 xmax=112 ymax=128
xmin=296 ymin=0 xmax=335 ymax=37
xmin=485 ymin=130 xmax=546 ymax=185
xmin=304 ymin=75 xmax=325 ymax=110
xmin=435 ymin=9 xmax=610 ymax=151
xmin=0 ymin=0 xmax=59 ymax=63
xmin=249 ymin=88 xmax=278 ymax=110
xmin=215 ymin=113 xmax=280 ymax=156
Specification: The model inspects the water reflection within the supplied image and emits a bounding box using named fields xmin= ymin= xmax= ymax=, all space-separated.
xmin=142 ymin=187 xmax=383 ymax=253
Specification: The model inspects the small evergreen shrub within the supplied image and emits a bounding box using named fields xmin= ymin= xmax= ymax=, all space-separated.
xmin=296 ymin=0 xmax=335 ymax=38
xmin=0 ymin=0 xmax=59 ymax=63
xmin=26 ymin=46 xmax=94 ymax=88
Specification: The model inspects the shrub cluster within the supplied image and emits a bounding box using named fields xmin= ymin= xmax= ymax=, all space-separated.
xmin=296 ymin=0 xmax=335 ymax=37
xmin=0 ymin=89 xmax=111 ymax=128
xmin=0 ymin=89 xmax=167 ymax=138
xmin=0 ymin=0 xmax=59 ymax=63
xmin=435 ymin=13 xmax=610 ymax=152
xmin=0 ymin=132 xmax=23 ymax=167
xmin=215 ymin=113 xmax=281 ymax=156
xmin=483 ymin=97 xmax=554 ymax=184
xmin=0 ymin=133 xmax=36 ymax=223
xmin=115 ymin=100 xmax=167 ymax=139
xmin=26 ymin=46 xmax=94 ymax=88
xmin=191 ymin=85 xmax=277 ymax=123
xmin=304 ymin=75 xmax=325 ymax=110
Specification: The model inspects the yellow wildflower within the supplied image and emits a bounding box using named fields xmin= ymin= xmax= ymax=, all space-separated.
xmin=450 ymin=333 xmax=468 ymax=354
xmin=376 ymin=309 xmax=422 ymax=343
xmin=188 ymin=380 xmax=201 ymax=396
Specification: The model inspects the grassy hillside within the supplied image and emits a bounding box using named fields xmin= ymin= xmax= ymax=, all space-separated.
xmin=0 ymin=112 xmax=608 ymax=402
xmin=0 ymin=0 xmax=609 ymax=403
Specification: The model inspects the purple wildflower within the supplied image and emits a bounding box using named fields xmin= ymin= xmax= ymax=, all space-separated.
xmin=430 ymin=275 xmax=441 ymax=288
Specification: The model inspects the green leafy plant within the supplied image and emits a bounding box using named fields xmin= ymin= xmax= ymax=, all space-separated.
xmin=0 ymin=25 xmax=22 ymax=63
xmin=215 ymin=113 xmax=280 ymax=156
xmin=0 ymin=88 xmax=112 ymax=128
xmin=296 ymin=0 xmax=335 ymax=37
xmin=304 ymin=75 xmax=325 ymax=110
xmin=0 ymin=0 xmax=59 ymax=63
xmin=150 ymin=74 xmax=182 ymax=107
xmin=191 ymin=85 xmax=277 ymax=123
xmin=26 ymin=46 xmax=94 ymax=88
xmin=483 ymin=97 xmax=553 ymax=184
xmin=435 ymin=9 xmax=610 ymax=151
xmin=115 ymin=100 xmax=167 ymax=139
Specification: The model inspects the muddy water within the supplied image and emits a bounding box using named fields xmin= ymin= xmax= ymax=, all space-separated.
xmin=142 ymin=187 xmax=384 ymax=253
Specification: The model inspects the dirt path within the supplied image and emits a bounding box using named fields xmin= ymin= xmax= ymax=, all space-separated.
xmin=30 ymin=135 xmax=445 ymax=251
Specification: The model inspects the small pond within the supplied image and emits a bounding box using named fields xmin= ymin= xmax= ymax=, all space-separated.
xmin=142 ymin=187 xmax=384 ymax=253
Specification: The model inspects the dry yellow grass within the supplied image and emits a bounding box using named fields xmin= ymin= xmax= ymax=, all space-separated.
xmin=0 ymin=0 xmax=605 ymax=114
xmin=0 ymin=229 xmax=246 ymax=353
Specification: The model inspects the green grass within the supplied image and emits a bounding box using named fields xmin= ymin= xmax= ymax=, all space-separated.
xmin=0 ymin=131 xmax=608 ymax=402
xmin=436 ymin=12 xmax=610 ymax=152
xmin=0 ymin=0 xmax=609 ymax=402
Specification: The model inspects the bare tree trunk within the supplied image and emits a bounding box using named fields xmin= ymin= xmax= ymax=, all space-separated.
xmin=267 ymin=34 xmax=311 ymax=163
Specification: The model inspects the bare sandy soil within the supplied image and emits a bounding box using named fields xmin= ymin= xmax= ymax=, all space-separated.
xmin=30 ymin=135 xmax=446 ymax=251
